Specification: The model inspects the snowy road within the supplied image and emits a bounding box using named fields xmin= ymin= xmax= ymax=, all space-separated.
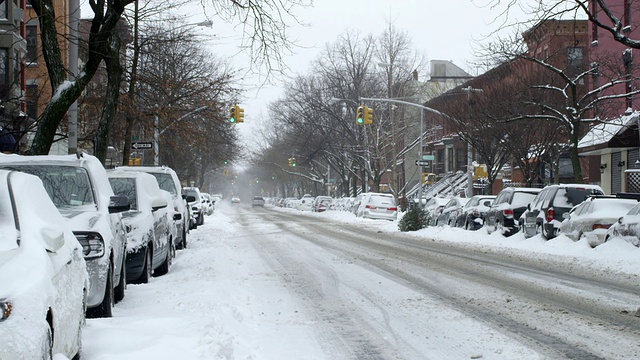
xmin=81 ymin=203 xmax=640 ymax=359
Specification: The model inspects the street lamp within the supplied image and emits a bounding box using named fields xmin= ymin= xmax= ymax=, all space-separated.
xmin=462 ymin=86 xmax=483 ymax=197
xmin=154 ymin=105 xmax=208 ymax=165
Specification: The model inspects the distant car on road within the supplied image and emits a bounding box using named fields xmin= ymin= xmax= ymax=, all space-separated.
xmin=252 ymin=196 xmax=265 ymax=207
xmin=231 ymin=196 xmax=241 ymax=204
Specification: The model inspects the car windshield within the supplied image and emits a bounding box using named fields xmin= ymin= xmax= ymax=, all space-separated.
xmin=152 ymin=173 xmax=177 ymax=196
xmin=109 ymin=178 xmax=138 ymax=210
xmin=1 ymin=164 xmax=95 ymax=209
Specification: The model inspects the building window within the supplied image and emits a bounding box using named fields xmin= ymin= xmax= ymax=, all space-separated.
xmin=567 ymin=47 xmax=584 ymax=68
xmin=26 ymin=25 xmax=37 ymax=64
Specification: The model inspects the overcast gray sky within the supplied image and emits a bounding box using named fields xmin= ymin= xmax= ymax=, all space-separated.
xmin=190 ymin=0 xmax=527 ymax=144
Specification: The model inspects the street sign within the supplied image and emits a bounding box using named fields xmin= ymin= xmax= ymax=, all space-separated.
xmin=422 ymin=155 xmax=435 ymax=161
xmin=131 ymin=141 xmax=153 ymax=150
xmin=415 ymin=160 xmax=430 ymax=166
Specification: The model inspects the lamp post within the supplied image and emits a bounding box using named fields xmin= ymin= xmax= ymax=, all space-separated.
xmin=462 ymin=86 xmax=483 ymax=198
xmin=154 ymin=105 xmax=208 ymax=165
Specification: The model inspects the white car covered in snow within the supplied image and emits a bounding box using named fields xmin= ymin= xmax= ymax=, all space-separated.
xmin=0 ymin=170 xmax=88 ymax=359
xmin=108 ymin=170 xmax=175 ymax=283
xmin=0 ymin=153 xmax=130 ymax=318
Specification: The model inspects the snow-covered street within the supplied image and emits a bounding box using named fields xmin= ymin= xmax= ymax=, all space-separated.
xmin=80 ymin=202 xmax=640 ymax=360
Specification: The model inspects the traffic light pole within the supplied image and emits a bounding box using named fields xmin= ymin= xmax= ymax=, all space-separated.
xmin=360 ymin=97 xmax=460 ymax=205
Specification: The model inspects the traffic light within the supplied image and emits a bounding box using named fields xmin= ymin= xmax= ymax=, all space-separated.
xmin=363 ymin=106 xmax=374 ymax=124
xmin=288 ymin=157 xmax=292 ymax=167
xmin=356 ymin=106 xmax=364 ymax=124
xmin=291 ymin=158 xmax=296 ymax=167
xmin=236 ymin=106 xmax=245 ymax=123
xmin=229 ymin=106 xmax=237 ymax=123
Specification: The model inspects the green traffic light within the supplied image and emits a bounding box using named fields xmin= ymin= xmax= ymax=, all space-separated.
xmin=230 ymin=117 xmax=236 ymax=123
xmin=357 ymin=117 xmax=364 ymax=124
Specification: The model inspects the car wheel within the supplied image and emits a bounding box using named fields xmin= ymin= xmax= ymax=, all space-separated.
xmin=114 ymin=258 xmax=126 ymax=303
xmin=139 ymin=248 xmax=152 ymax=284
xmin=542 ymin=224 xmax=553 ymax=240
xmin=198 ymin=213 xmax=204 ymax=226
xmin=41 ymin=324 xmax=53 ymax=360
xmin=155 ymin=241 xmax=172 ymax=277
xmin=88 ymin=264 xmax=114 ymax=318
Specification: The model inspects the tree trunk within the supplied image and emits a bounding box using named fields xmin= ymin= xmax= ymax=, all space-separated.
xmin=94 ymin=33 xmax=122 ymax=164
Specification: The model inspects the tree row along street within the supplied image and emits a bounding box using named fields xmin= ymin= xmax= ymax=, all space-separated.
xmin=227 ymin=207 xmax=640 ymax=359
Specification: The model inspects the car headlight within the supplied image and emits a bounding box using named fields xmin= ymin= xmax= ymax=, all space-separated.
xmin=74 ymin=232 xmax=106 ymax=259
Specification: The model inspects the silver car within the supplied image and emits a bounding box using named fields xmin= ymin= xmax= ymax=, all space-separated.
xmin=560 ymin=196 xmax=638 ymax=247
xmin=0 ymin=153 xmax=129 ymax=318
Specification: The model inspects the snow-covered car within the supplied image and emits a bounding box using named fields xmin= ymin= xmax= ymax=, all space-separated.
xmin=454 ymin=195 xmax=496 ymax=230
xmin=605 ymin=200 xmax=640 ymax=247
xmin=485 ymin=187 xmax=541 ymax=237
xmin=0 ymin=170 xmax=88 ymax=360
xmin=435 ymin=197 xmax=470 ymax=226
xmin=559 ymin=196 xmax=638 ymax=247
xmin=252 ymin=196 xmax=265 ymax=207
xmin=115 ymin=166 xmax=189 ymax=249
xmin=108 ymin=171 xmax=175 ymax=283
xmin=0 ymin=153 xmax=129 ymax=318
xmin=183 ymin=187 xmax=205 ymax=228
xmin=312 ymin=196 xmax=332 ymax=212
xmin=356 ymin=192 xmax=398 ymax=221
xmin=522 ymin=184 xmax=605 ymax=239
xmin=201 ymin=192 xmax=214 ymax=215
xmin=423 ymin=197 xmax=449 ymax=226
xmin=298 ymin=194 xmax=315 ymax=211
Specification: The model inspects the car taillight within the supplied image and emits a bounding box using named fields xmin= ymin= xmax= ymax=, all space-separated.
xmin=388 ymin=207 xmax=398 ymax=211
xmin=502 ymin=209 xmax=514 ymax=218
xmin=546 ymin=208 xmax=555 ymax=222
xmin=74 ymin=231 xmax=105 ymax=259
xmin=592 ymin=224 xmax=611 ymax=230
xmin=366 ymin=205 xmax=377 ymax=209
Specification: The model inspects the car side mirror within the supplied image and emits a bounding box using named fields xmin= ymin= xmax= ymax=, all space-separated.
xmin=109 ymin=195 xmax=130 ymax=214
xmin=41 ymin=226 xmax=65 ymax=253
xmin=151 ymin=197 xmax=168 ymax=211
xmin=527 ymin=203 xmax=531 ymax=210
xmin=562 ymin=212 xmax=571 ymax=220
xmin=173 ymin=213 xmax=182 ymax=221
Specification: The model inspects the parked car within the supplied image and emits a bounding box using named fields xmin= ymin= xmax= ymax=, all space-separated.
xmin=0 ymin=170 xmax=88 ymax=360
xmin=559 ymin=196 xmax=638 ymax=247
xmin=356 ymin=192 xmax=398 ymax=221
xmin=313 ymin=196 xmax=332 ymax=212
xmin=605 ymin=199 xmax=640 ymax=247
xmin=108 ymin=171 xmax=175 ymax=283
xmin=116 ymin=166 xmax=190 ymax=250
xmin=485 ymin=187 xmax=541 ymax=237
xmin=201 ymin=192 xmax=214 ymax=215
xmin=252 ymin=196 xmax=266 ymax=207
xmin=424 ymin=197 xmax=450 ymax=226
xmin=522 ymin=184 xmax=605 ymax=239
xmin=298 ymin=194 xmax=315 ymax=211
xmin=435 ymin=197 xmax=470 ymax=226
xmin=183 ymin=187 xmax=205 ymax=227
xmin=454 ymin=195 xmax=496 ymax=230
xmin=350 ymin=194 xmax=365 ymax=215
xmin=0 ymin=153 xmax=129 ymax=318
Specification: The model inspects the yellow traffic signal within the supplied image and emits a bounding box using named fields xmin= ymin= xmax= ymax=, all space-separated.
xmin=229 ymin=105 xmax=237 ymax=123
xmin=356 ymin=106 xmax=364 ymax=124
xmin=288 ymin=157 xmax=293 ymax=167
xmin=363 ymin=106 xmax=374 ymax=125
xmin=236 ymin=106 xmax=245 ymax=123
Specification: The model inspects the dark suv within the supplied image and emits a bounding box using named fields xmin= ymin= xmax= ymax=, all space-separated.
xmin=485 ymin=187 xmax=541 ymax=237
xmin=522 ymin=184 xmax=604 ymax=240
